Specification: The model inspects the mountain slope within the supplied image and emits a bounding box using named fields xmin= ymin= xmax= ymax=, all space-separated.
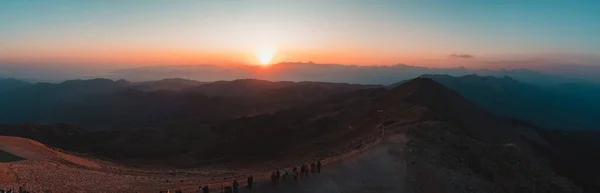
xmin=0 ymin=77 xmax=581 ymax=193
xmin=415 ymin=74 xmax=600 ymax=130
xmin=0 ymin=78 xmax=31 ymax=93
xmin=0 ymin=79 xmax=377 ymax=130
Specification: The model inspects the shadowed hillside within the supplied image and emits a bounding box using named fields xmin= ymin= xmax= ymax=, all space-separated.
xmin=0 ymin=78 xmax=378 ymax=130
xmin=0 ymin=78 xmax=581 ymax=193
xmin=0 ymin=78 xmax=31 ymax=93
xmin=410 ymin=74 xmax=600 ymax=130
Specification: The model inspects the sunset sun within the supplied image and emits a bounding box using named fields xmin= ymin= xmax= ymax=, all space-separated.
xmin=254 ymin=47 xmax=276 ymax=66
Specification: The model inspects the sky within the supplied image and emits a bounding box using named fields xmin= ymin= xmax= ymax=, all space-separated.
xmin=1 ymin=0 xmax=599 ymax=69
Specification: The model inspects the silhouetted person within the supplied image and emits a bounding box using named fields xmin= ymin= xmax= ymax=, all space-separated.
xmin=224 ymin=186 xmax=232 ymax=193
xmin=293 ymin=167 xmax=299 ymax=182
xmin=276 ymin=170 xmax=281 ymax=184
xmin=175 ymin=190 xmax=182 ymax=193
xmin=247 ymin=175 xmax=254 ymax=189
xmin=311 ymin=162 xmax=316 ymax=173
xmin=202 ymin=185 xmax=209 ymax=193
xmin=232 ymin=180 xmax=239 ymax=193
xmin=196 ymin=186 xmax=202 ymax=193
xmin=303 ymin=164 xmax=309 ymax=176
xmin=271 ymin=172 xmax=276 ymax=185
xmin=317 ymin=160 xmax=322 ymax=173
xmin=282 ymin=169 xmax=288 ymax=181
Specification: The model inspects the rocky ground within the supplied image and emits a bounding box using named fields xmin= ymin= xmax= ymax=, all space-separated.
xmin=404 ymin=121 xmax=581 ymax=193
xmin=0 ymin=120 xmax=586 ymax=193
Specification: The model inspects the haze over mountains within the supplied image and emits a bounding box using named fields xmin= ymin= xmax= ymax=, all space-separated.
xmin=2 ymin=62 xmax=597 ymax=85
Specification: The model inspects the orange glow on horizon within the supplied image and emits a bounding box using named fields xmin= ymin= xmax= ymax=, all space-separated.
xmin=254 ymin=47 xmax=277 ymax=66
xmin=1 ymin=46 xmax=471 ymax=68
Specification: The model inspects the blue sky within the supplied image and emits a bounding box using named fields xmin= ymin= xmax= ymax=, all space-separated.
xmin=1 ymin=0 xmax=599 ymax=67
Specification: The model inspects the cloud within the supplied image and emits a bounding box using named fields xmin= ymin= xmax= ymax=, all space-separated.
xmin=449 ymin=54 xmax=475 ymax=59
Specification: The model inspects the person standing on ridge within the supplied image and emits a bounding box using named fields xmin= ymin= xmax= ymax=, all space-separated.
xmin=232 ymin=180 xmax=239 ymax=193
xmin=317 ymin=160 xmax=322 ymax=173
xmin=276 ymin=170 xmax=281 ymax=185
xmin=303 ymin=163 xmax=309 ymax=176
xmin=282 ymin=169 xmax=288 ymax=181
xmin=293 ymin=167 xmax=299 ymax=182
xmin=202 ymin=185 xmax=209 ymax=193
xmin=247 ymin=175 xmax=254 ymax=189
xmin=271 ymin=172 xmax=276 ymax=185
xmin=310 ymin=162 xmax=316 ymax=174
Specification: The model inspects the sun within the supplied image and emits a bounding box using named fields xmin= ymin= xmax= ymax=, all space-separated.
xmin=254 ymin=47 xmax=276 ymax=66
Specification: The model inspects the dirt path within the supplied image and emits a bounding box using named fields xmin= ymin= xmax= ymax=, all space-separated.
xmin=179 ymin=135 xmax=412 ymax=193
xmin=0 ymin=135 xmax=413 ymax=193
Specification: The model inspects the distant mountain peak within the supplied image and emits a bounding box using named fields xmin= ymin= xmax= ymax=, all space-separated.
xmin=61 ymin=78 xmax=130 ymax=85
xmin=388 ymin=77 xmax=523 ymax=143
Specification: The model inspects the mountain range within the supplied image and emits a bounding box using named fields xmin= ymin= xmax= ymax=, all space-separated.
xmin=3 ymin=63 xmax=596 ymax=85
xmin=1 ymin=75 xmax=600 ymax=191
xmin=0 ymin=78 xmax=378 ymax=130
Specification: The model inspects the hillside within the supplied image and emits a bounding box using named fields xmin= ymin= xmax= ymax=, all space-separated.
xmin=0 ymin=78 xmax=581 ymax=192
xmin=0 ymin=78 xmax=31 ymax=93
xmin=0 ymin=78 xmax=378 ymax=130
xmin=413 ymin=74 xmax=600 ymax=130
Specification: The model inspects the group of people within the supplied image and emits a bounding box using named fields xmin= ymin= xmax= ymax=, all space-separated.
xmin=161 ymin=160 xmax=322 ymax=193
xmin=270 ymin=160 xmax=322 ymax=185
xmin=0 ymin=186 xmax=31 ymax=193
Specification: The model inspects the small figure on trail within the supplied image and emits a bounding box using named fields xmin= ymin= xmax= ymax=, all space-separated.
xmin=276 ymin=170 xmax=281 ymax=184
xmin=224 ymin=186 xmax=233 ymax=193
xmin=303 ymin=164 xmax=309 ymax=176
xmin=175 ymin=190 xmax=182 ymax=193
xmin=293 ymin=167 xmax=299 ymax=182
xmin=282 ymin=169 xmax=288 ymax=181
xmin=232 ymin=180 xmax=239 ymax=193
xmin=196 ymin=186 xmax=203 ymax=193
xmin=271 ymin=172 xmax=276 ymax=185
xmin=247 ymin=175 xmax=254 ymax=189
xmin=202 ymin=185 xmax=210 ymax=193
xmin=300 ymin=164 xmax=305 ymax=175
xmin=317 ymin=160 xmax=322 ymax=173
xmin=311 ymin=162 xmax=316 ymax=174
